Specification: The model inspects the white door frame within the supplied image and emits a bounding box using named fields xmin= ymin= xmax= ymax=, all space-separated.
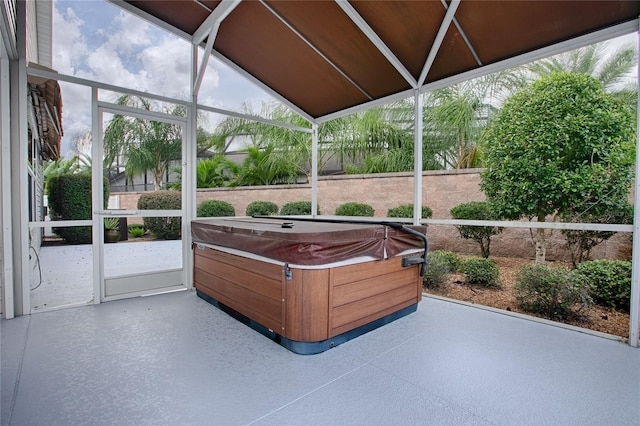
xmin=93 ymin=94 xmax=190 ymax=303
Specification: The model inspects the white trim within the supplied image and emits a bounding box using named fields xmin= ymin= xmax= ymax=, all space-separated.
xmin=12 ymin=0 xmax=28 ymax=315
xmin=194 ymin=24 xmax=216 ymax=96
xmin=629 ymin=28 xmax=640 ymax=348
xmin=336 ymin=0 xmax=417 ymax=88
xmin=197 ymin=103 xmax=312 ymax=133
xmin=29 ymin=220 xmax=92 ymax=228
xmin=318 ymin=86 xmax=416 ymax=123
xmin=27 ymin=66 xmax=192 ymax=107
xmin=1 ymin=54 xmax=13 ymax=319
xmin=97 ymin=101 xmax=187 ymax=125
xmin=92 ymin=88 xmax=102 ymax=305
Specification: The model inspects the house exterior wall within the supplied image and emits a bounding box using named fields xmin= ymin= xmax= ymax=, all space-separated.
xmin=113 ymin=169 xmax=631 ymax=262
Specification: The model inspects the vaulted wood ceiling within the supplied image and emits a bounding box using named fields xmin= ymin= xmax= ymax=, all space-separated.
xmin=119 ymin=0 xmax=639 ymax=121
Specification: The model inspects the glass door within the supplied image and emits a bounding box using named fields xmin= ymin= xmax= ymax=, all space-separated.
xmin=95 ymin=102 xmax=188 ymax=301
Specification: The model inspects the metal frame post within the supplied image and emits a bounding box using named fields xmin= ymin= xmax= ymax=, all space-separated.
xmin=311 ymin=123 xmax=319 ymax=217
xmin=629 ymin=27 xmax=640 ymax=347
xmin=413 ymin=89 xmax=423 ymax=226
xmin=10 ymin=0 xmax=28 ymax=315
xmin=1 ymin=46 xmax=14 ymax=319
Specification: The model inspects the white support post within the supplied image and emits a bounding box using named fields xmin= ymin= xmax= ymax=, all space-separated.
xmin=10 ymin=0 xmax=28 ymax=315
xmin=629 ymin=28 xmax=640 ymax=348
xmin=1 ymin=52 xmax=14 ymax=319
xmin=311 ymin=123 xmax=319 ymax=217
xmin=91 ymin=87 xmax=102 ymax=304
xmin=412 ymin=90 xmax=423 ymax=226
xmin=184 ymin=44 xmax=198 ymax=290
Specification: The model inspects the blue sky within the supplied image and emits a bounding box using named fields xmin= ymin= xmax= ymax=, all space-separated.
xmin=52 ymin=0 xmax=274 ymax=157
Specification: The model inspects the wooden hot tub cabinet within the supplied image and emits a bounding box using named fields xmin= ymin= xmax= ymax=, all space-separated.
xmin=192 ymin=218 xmax=426 ymax=354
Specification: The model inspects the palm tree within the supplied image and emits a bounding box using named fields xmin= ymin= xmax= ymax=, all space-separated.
xmin=169 ymin=155 xmax=240 ymax=189
xmin=103 ymin=95 xmax=184 ymax=191
xmin=525 ymin=40 xmax=637 ymax=111
xmin=422 ymin=70 xmax=526 ymax=169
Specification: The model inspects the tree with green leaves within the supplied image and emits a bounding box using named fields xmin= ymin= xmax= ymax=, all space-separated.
xmin=526 ymin=40 xmax=637 ymax=116
xmin=481 ymin=72 xmax=635 ymax=264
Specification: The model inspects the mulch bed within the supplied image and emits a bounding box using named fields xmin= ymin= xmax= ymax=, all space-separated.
xmin=423 ymin=256 xmax=630 ymax=339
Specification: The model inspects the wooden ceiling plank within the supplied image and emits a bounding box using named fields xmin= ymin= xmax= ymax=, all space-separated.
xmin=336 ymin=0 xmax=417 ymax=88
xmin=260 ymin=0 xmax=373 ymax=101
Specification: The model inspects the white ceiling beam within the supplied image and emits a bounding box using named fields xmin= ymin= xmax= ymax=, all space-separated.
xmin=418 ymin=0 xmax=460 ymax=87
xmin=420 ymin=19 xmax=638 ymax=94
xmin=318 ymin=20 xmax=638 ymax=124
xmin=193 ymin=22 xmax=218 ymax=96
xmin=446 ymin=0 xmax=482 ymax=67
xmin=336 ymin=0 xmax=417 ymax=88
xmin=207 ymin=48 xmax=317 ymax=124
xmin=193 ymin=0 xmax=242 ymax=95
xmin=192 ymin=0 xmax=241 ymax=45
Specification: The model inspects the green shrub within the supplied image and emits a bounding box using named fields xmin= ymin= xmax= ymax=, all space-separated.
xmin=48 ymin=173 xmax=109 ymax=244
xmin=387 ymin=204 xmax=433 ymax=219
xmin=128 ymin=226 xmax=145 ymax=238
xmin=423 ymin=250 xmax=459 ymax=289
xmin=460 ymin=257 xmax=499 ymax=287
xmin=280 ymin=201 xmax=319 ymax=215
xmin=450 ymin=201 xmax=503 ymax=258
xmin=137 ymin=190 xmax=182 ymax=240
xmin=430 ymin=250 xmax=460 ymax=272
xmin=515 ymin=264 xmax=592 ymax=321
xmin=335 ymin=202 xmax=374 ymax=216
xmin=246 ymin=201 xmax=278 ymax=216
xmin=572 ymin=259 xmax=631 ymax=312
xmin=197 ymin=200 xmax=235 ymax=217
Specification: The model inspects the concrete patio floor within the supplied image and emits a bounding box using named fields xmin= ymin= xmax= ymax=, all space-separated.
xmin=2 ymin=290 xmax=639 ymax=426
xmin=29 ymin=240 xmax=182 ymax=312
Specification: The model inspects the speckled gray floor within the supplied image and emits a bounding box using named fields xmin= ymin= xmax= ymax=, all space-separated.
xmin=2 ymin=292 xmax=639 ymax=426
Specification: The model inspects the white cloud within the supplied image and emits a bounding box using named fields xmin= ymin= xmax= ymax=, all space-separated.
xmin=51 ymin=0 xmax=286 ymax=156
xmin=52 ymin=6 xmax=89 ymax=75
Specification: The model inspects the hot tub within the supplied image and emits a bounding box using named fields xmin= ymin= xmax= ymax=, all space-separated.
xmin=191 ymin=217 xmax=427 ymax=354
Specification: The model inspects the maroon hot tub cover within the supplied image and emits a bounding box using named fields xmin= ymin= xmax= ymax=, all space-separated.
xmin=191 ymin=218 xmax=426 ymax=266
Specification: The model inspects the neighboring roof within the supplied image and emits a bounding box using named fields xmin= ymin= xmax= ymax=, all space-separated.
xmin=118 ymin=0 xmax=639 ymax=121
xmin=28 ymin=64 xmax=63 ymax=161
